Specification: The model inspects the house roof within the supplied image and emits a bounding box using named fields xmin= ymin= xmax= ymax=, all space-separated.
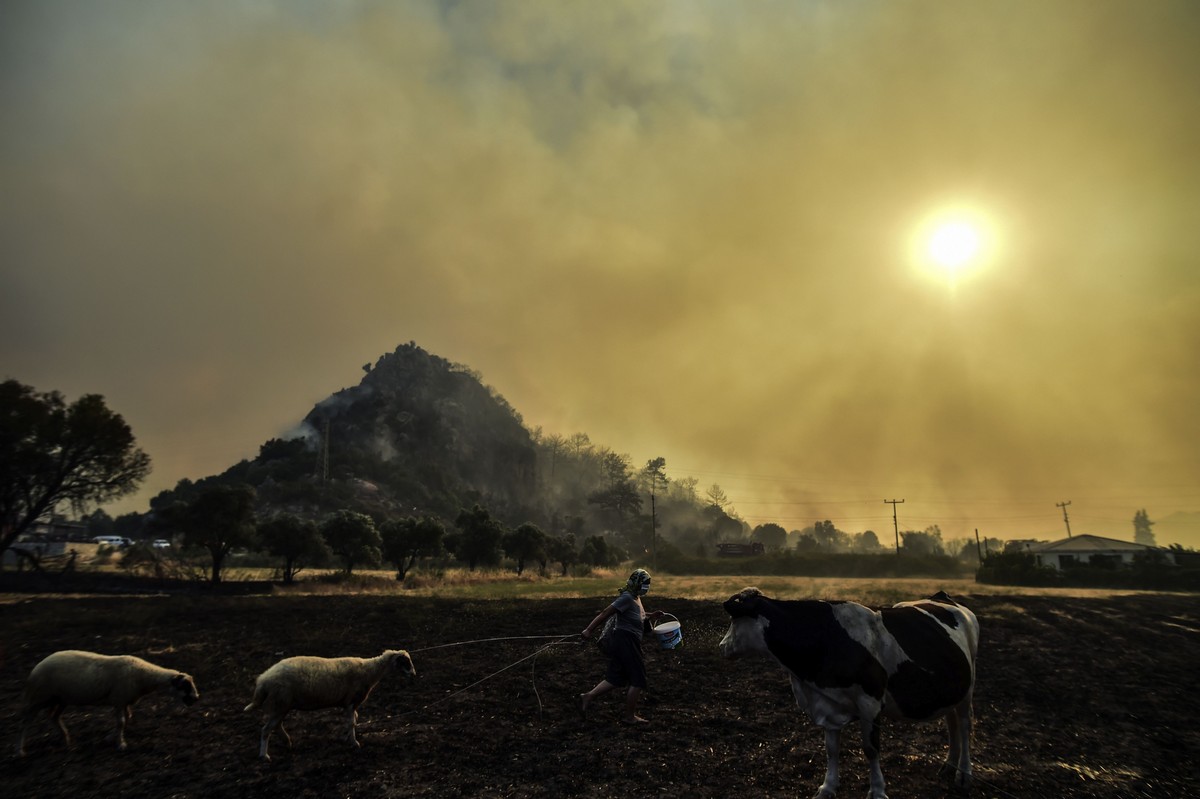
xmin=1030 ymin=534 xmax=1155 ymax=553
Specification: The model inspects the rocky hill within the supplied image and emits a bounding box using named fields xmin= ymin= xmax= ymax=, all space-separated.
xmin=155 ymin=343 xmax=538 ymax=524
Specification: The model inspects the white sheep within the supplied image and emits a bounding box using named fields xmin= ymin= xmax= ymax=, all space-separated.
xmin=243 ymin=649 xmax=415 ymax=760
xmin=17 ymin=650 xmax=200 ymax=756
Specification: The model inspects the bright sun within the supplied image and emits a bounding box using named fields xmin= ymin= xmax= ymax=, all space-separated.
xmin=928 ymin=222 xmax=981 ymax=269
xmin=911 ymin=207 xmax=995 ymax=286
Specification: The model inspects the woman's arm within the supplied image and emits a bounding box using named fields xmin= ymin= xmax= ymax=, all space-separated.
xmin=581 ymin=605 xmax=616 ymax=639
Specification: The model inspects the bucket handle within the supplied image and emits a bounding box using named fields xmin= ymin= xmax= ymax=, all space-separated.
xmin=653 ymin=612 xmax=679 ymax=628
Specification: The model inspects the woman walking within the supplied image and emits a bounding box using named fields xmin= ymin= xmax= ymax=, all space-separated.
xmin=579 ymin=568 xmax=664 ymax=725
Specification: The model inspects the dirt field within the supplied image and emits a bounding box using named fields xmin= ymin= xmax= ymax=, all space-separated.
xmin=1 ymin=589 xmax=1196 ymax=798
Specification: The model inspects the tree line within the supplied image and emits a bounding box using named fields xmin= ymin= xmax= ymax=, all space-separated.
xmin=3 ymin=377 xmax=1183 ymax=585
xmin=113 ymin=483 xmax=629 ymax=584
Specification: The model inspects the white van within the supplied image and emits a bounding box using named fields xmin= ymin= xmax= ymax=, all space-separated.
xmin=93 ymin=536 xmax=132 ymax=548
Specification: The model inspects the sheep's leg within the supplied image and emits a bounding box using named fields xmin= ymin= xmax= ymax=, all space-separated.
xmin=113 ymin=705 xmax=129 ymax=751
xmin=259 ymin=713 xmax=285 ymax=761
xmin=279 ymin=722 xmax=292 ymax=748
xmin=16 ymin=704 xmax=44 ymax=756
xmin=49 ymin=704 xmax=72 ymax=747
xmin=346 ymin=705 xmax=360 ymax=747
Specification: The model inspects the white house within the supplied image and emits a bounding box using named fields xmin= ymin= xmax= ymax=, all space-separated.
xmin=1027 ymin=534 xmax=1166 ymax=571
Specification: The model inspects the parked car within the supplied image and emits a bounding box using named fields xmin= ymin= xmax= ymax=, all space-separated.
xmin=152 ymin=539 xmax=171 ymax=549
xmin=93 ymin=536 xmax=133 ymax=548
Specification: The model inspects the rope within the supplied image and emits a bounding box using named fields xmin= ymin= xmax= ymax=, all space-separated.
xmin=409 ymin=634 xmax=577 ymax=654
xmin=396 ymin=634 xmax=580 ymax=720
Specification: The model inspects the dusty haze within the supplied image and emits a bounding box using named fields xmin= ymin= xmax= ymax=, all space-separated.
xmin=3 ymin=2 xmax=1198 ymax=543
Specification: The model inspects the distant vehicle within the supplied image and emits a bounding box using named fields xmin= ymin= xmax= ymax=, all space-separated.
xmin=716 ymin=542 xmax=765 ymax=557
xmin=93 ymin=536 xmax=133 ymax=548
xmin=152 ymin=539 xmax=171 ymax=549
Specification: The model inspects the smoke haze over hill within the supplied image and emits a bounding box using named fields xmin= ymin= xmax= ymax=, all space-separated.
xmin=3 ymin=2 xmax=1198 ymax=546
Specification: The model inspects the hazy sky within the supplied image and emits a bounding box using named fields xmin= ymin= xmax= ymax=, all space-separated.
xmin=3 ymin=1 xmax=1198 ymax=543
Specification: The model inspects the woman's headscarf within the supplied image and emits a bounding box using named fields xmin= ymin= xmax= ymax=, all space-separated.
xmin=621 ymin=568 xmax=651 ymax=596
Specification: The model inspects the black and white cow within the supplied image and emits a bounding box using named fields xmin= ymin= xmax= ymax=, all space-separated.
xmin=719 ymin=587 xmax=979 ymax=799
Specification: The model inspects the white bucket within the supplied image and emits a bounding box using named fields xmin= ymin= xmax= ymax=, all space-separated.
xmin=652 ymin=613 xmax=682 ymax=650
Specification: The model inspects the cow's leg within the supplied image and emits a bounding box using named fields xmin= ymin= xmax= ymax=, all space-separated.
xmin=816 ymin=727 xmax=841 ymax=799
xmin=940 ymin=709 xmax=960 ymax=781
xmin=952 ymin=696 xmax=973 ymax=788
xmin=859 ymin=712 xmax=889 ymax=799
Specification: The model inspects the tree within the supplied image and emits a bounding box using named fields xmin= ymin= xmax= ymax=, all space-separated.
xmin=855 ymin=530 xmax=882 ymax=552
xmin=812 ymin=520 xmax=843 ymax=551
xmin=751 ymin=523 xmax=788 ymax=551
xmin=112 ymin=511 xmax=147 ymax=539
xmin=795 ymin=532 xmax=819 ymax=552
xmin=258 ymin=513 xmax=330 ymax=584
xmin=320 ymin=510 xmax=381 ymax=575
xmin=83 ymin=508 xmax=115 ymax=538
xmin=587 ymin=481 xmax=642 ymax=542
xmin=703 ymin=504 xmax=744 ymax=549
xmin=380 ymin=515 xmax=445 ymax=581
xmin=641 ymin=457 xmax=667 ymax=493
xmin=175 ymin=484 xmax=258 ymax=583
xmin=0 ymin=379 xmax=151 ymax=554
xmin=546 ymin=534 xmax=577 ymax=576
xmin=900 ymin=527 xmax=945 ymax=557
xmin=705 ymin=484 xmax=729 ymax=510
xmin=579 ymin=535 xmax=621 ymax=567
xmin=641 ymin=457 xmax=667 ymax=568
xmin=1133 ymin=509 xmax=1156 ymax=547
xmin=503 ymin=522 xmax=547 ymax=575
xmin=454 ymin=504 xmax=505 ymax=571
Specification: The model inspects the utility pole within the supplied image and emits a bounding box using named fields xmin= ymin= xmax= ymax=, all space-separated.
xmin=884 ymin=499 xmax=905 ymax=555
xmin=1056 ymin=501 xmax=1072 ymax=538
xmin=975 ymin=528 xmax=983 ymax=562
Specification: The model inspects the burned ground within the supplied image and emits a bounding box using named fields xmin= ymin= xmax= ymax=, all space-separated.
xmin=1 ymin=590 xmax=1196 ymax=797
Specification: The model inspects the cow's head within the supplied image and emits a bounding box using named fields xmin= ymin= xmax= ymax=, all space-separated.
xmin=719 ymin=587 xmax=772 ymax=659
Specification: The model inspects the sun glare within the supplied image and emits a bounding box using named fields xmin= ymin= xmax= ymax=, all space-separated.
xmin=910 ymin=207 xmax=995 ymax=287
xmin=929 ymin=222 xmax=981 ymax=269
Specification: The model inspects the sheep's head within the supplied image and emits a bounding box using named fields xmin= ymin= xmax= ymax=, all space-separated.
xmin=171 ymin=673 xmax=200 ymax=706
xmin=385 ymin=650 xmax=416 ymax=680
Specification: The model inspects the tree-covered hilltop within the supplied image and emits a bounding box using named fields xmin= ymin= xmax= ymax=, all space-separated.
xmin=145 ymin=342 xmax=747 ymax=560
xmin=152 ymin=343 xmax=536 ymax=521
